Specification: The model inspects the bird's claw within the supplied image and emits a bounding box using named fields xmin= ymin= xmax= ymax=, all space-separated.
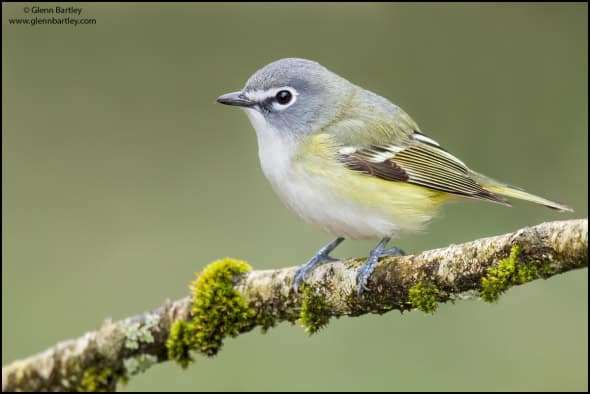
xmin=356 ymin=274 xmax=371 ymax=297
xmin=356 ymin=241 xmax=404 ymax=297
xmin=356 ymin=256 xmax=378 ymax=297
xmin=293 ymin=266 xmax=310 ymax=294
xmin=293 ymin=254 xmax=338 ymax=293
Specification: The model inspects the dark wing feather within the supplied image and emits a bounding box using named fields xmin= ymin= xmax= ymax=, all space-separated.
xmin=339 ymin=134 xmax=510 ymax=206
xmin=340 ymin=153 xmax=409 ymax=182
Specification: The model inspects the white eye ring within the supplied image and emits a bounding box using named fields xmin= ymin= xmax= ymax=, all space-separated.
xmin=244 ymin=87 xmax=299 ymax=111
xmin=270 ymin=87 xmax=298 ymax=111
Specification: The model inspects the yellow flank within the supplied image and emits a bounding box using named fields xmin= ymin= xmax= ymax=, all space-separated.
xmin=294 ymin=133 xmax=450 ymax=232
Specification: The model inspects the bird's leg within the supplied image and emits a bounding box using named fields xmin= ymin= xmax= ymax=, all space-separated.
xmin=356 ymin=237 xmax=392 ymax=297
xmin=293 ymin=237 xmax=345 ymax=293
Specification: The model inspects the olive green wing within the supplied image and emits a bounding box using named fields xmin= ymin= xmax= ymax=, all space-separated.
xmin=338 ymin=130 xmax=511 ymax=206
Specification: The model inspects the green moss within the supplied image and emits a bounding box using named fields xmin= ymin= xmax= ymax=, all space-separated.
xmin=190 ymin=258 xmax=254 ymax=355
xmin=166 ymin=320 xmax=194 ymax=368
xmin=408 ymin=283 xmax=439 ymax=314
xmin=166 ymin=258 xmax=255 ymax=366
xmin=299 ymin=285 xmax=331 ymax=335
xmin=481 ymin=245 xmax=551 ymax=303
xmin=78 ymin=367 xmax=117 ymax=392
xmin=255 ymin=310 xmax=278 ymax=334
xmin=481 ymin=246 xmax=521 ymax=302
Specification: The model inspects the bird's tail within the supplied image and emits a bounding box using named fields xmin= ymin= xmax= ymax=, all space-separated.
xmin=471 ymin=171 xmax=574 ymax=212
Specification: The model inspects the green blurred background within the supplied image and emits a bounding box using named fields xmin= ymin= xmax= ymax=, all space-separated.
xmin=2 ymin=3 xmax=587 ymax=391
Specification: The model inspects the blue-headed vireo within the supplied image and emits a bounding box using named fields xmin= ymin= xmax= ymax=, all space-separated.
xmin=217 ymin=58 xmax=573 ymax=296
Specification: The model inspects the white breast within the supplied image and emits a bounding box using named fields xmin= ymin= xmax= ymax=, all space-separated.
xmin=243 ymin=108 xmax=400 ymax=240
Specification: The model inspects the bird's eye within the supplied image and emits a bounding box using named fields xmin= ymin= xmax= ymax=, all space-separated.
xmin=275 ymin=90 xmax=292 ymax=105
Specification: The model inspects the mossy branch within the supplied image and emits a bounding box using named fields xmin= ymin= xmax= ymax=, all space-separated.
xmin=2 ymin=219 xmax=587 ymax=392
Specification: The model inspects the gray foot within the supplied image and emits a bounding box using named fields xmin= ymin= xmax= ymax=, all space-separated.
xmin=293 ymin=237 xmax=344 ymax=293
xmin=357 ymin=238 xmax=403 ymax=297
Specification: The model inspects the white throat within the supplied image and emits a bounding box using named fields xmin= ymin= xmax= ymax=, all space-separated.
xmin=243 ymin=108 xmax=297 ymax=185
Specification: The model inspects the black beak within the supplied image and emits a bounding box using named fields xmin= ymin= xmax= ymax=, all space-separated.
xmin=216 ymin=91 xmax=256 ymax=108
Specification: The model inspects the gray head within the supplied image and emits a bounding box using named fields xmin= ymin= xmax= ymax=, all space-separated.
xmin=217 ymin=58 xmax=352 ymax=136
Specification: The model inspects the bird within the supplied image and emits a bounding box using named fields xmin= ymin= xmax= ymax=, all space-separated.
xmin=216 ymin=58 xmax=573 ymax=296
